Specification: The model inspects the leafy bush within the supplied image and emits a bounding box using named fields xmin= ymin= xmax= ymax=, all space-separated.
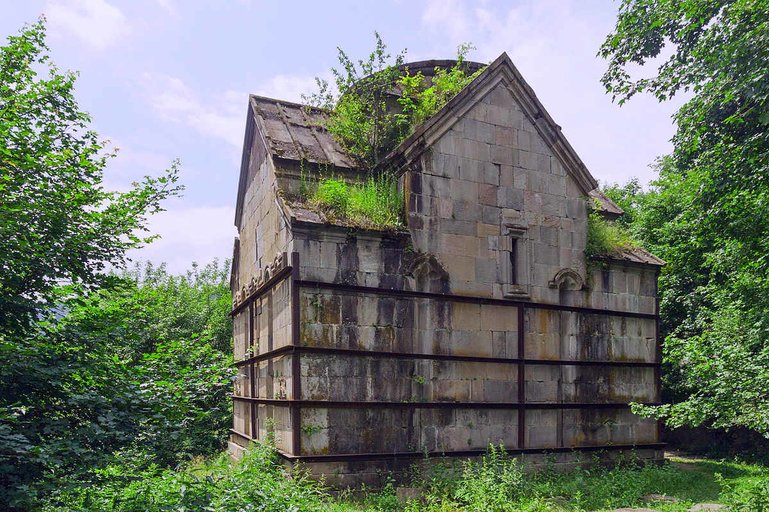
xmin=0 ymin=260 xmax=233 ymax=509
xmin=585 ymin=210 xmax=637 ymax=259
xmin=42 ymin=442 xmax=329 ymax=512
xmin=722 ymin=476 xmax=769 ymax=511
xmin=305 ymin=36 xmax=484 ymax=168
xmin=398 ymin=43 xmax=484 ymax=127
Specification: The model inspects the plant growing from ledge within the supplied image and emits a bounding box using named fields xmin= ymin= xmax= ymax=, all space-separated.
xmin=304 ymin=35 xmax=485 ymax=168
xmin=308 ymin=173 xmax=403 ymax=228
xmin=585 ymin=209 xmax=638 ymax=260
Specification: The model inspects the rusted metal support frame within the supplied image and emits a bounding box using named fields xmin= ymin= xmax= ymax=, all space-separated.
xmin=653 ymin=271 xmax=664 ymax=444
xmin=290 ymin=251 xmax=302 ymax=457
xmin=248 ymin=303 xmax=256 ymax=438
xmin=234 ymin=344 xmax=660 ymax=369
xmin=517 ymin=305 xmax=526 ymax=450
xmin=277 ymin=443 xmax=668 ymax=463
xmin=228 ymin=426 xmax=664 ymax=463
xmin=231 ymin=396 xmax=659 ymax=410
xmin=295 ymin=279 xmax=657 ymax=320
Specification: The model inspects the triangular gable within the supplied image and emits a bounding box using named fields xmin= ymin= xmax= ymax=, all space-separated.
xmin=234 ymin=101 xmax=259 ymax=229
xmin=382 ymin=52 xmax=600 ymax=196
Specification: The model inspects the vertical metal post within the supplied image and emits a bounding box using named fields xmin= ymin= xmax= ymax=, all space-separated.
xmin=653 ymin=270 xmax=663 ymax=442
xmin=517 ymin=305 xmax=526 ymax=449
xmin=290 ymin=252 xmax=302 ymax=456
xmin=248 ymin=303 xmax=256 ymax=438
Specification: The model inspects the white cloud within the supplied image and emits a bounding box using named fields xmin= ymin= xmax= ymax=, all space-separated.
xmin=127 ymin=204 xmax=237 ymax=273
xmin=153 ymin=0 xmax=177 ymax=16
xmin=46 ymin=0 xmax=130 ymax=50
xmin=254 ymin=74 xmax=322 ymax=103
xmin=419 ymin=0 xmax=680 ymax=185
xmin=140 ymin=73 xmax=246 ymax=148
xmin=421 ymin=0 xmax=471 ymax=46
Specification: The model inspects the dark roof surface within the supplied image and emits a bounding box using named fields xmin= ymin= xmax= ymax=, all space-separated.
xmin=589 ymin=189 xmax=624 ymax=218
xmin=250 ymin=95 xmax=357 ymax=169
xmin=597 ymin=247 xmax=666 ymax=267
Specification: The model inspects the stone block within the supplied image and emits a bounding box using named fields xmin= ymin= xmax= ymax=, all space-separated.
xmin=491 ymin=144 xmax=515 ymax=165
xmin=495 ymin=125 xmax=514 ymax=147
xmin=499 ymin=164 xmax=514 ymax=187
xmin=450 ymin=179 xmax=479 ymax=204
xmin=459 ymin=158 xmax=483 ymax=182
xmin=452 ymin=303 xmax=481 ymax=330
xmin=476 ymin=120 xmax=495 ymax=144
xmin=479 ymin=183 xmax=497 ymax=206
xmin=486 ymin=104 xmax=511 ymax=126
xmin=480 ymin=305 xmax=516 ymax=331
xmin=482 ymin=162 xmax=500 ymax=185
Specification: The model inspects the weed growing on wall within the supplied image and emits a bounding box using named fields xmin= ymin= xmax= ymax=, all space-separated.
xmin=304 ymin=35 xmax=485 ymax=168
xmin=585 ymin=210 xmax=638 ymax=260
xmin=398 ymin=43 xmax=484 ymax=127
xmin=308 ymin=174 xmax=403 ymax=228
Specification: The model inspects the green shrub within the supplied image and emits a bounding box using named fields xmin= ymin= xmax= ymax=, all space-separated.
xmin=585 ymin=210 xmax=638 ymax=259
xmin=305 ymin=37 xmax=484 ymax=168
xmin=42 ymin=442 xmax=329 ymax=512
xmin=722 ymin=475 xmax=769 ymax=511
xmin=398 ymin=43 xmax=484 ymax=127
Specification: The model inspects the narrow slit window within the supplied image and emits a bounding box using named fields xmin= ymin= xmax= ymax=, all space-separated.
xmin=509 ymin=237 xmax=518 ymax=285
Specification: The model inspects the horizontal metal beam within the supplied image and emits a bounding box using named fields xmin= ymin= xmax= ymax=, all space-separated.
xmin=233 ymin=344 xmax=658 ymax=368
xmin=295 ymin=279 xmax=657 ymax=320
xmin=283 ymin=443 xmax=667 ymax=462
xmin=232 ymin=396 xmax=658 ymax=410
xmin=228 ymin=428 xmax=665 ymax=462
xmin=230 ymin=265 xmax=293 ymax=316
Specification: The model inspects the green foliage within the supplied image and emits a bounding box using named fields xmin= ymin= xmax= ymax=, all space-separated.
xmin=304 ymin=33 xmax=408 ymax=167
xmin=722 ymin=475 xmax=769 ymax=511
xmin=42 ymin=442 xmax=329 ymax=512
xmin=314 ymin=178 xmax=350 ymax=216
xmin=398 ymin=43 xmax=483 ymax=127
xmin=0 ymin=19 xmax=182 ymax=336
xmin=309 ymin=174 xmax=403 ymax=228
xmin=600 ymin=0 xmax=769 ymax=433
xmin=305 ymin=36 xmax=484 ymax=168
xmin=585 ymin=209 xmax=637 ymax=260
xmin=36 ymin=442 xmax=769 ymax=511
xmin=0 ymin=260 xmax=234 ymax=509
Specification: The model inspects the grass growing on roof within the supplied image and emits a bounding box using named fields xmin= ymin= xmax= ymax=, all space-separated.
xmin=585 ymin=209 xmax=639 ymax=260
xmin=309 ymin=174 xmax=403 ymax=228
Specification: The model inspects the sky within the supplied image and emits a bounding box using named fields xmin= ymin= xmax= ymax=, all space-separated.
xmin=1 ymin=0 xmax=682 ymax=273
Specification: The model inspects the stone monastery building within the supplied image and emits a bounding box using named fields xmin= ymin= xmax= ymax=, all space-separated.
xmin=228 ymin=53 xmax=665 ymax=485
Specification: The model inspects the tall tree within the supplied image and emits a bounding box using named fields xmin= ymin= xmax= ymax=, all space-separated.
xmin=0 ymin=19 xmax=181 ymax=336
xmin=600 ymin=0 xmax=769 ymax=432
xmin=0 ymin=19 xmax=183 ymax=509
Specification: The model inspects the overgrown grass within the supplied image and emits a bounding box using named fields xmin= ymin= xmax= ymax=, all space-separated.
xmin=41 ymin=443 xmax=769 ymax=512
xmin=308 ymin=174 xmax=403 ymax=228
xmin=41 ymin=442 xmax=329 ymax=512
xmin=585 ymin=210 xmax=638 ymax=260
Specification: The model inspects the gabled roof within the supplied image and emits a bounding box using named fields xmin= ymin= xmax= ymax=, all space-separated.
xmin=235 ymin=53 xmax=626 ymax=226
xmin=381 ymin=52 xmax=600 ymax=196
xmin=249 ymin=95 xmax=356 ymax=169
xmin=233 ymin=95 xmax=358 ymax=227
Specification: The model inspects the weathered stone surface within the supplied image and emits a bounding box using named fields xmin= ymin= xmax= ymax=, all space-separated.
xmin=229 ymin=56 xmax=664 ymax=485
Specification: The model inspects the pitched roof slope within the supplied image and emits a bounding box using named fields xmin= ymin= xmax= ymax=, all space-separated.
xmin=235 ymin=53 xmax=628 ymax=224
xmin=249 ymin=95 xmax=356 ymax=169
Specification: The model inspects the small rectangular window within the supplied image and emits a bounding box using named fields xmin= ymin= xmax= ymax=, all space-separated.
xmin=509 ymin=237 xmax=518 ymax=285
xmin=254 ymin=229 xmax=260 ymax=266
